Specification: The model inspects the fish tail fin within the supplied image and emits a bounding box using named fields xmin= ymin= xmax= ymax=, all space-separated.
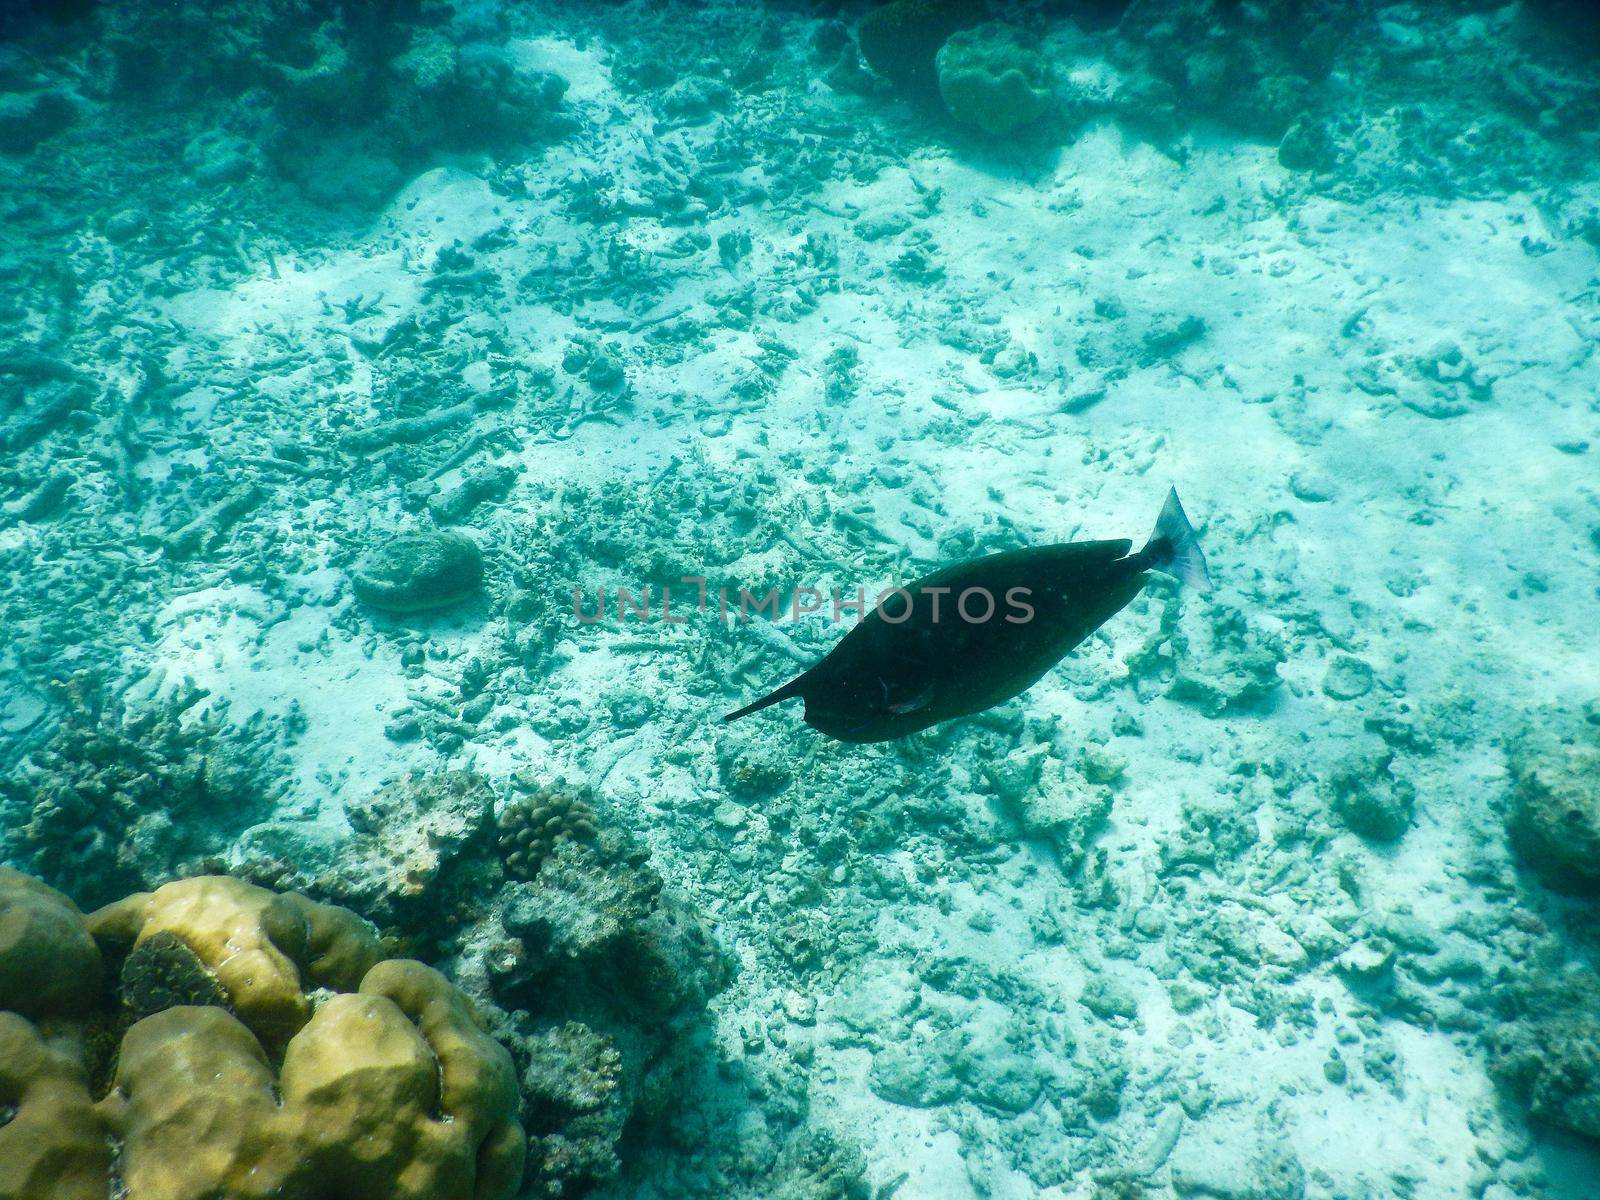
xmin=1140 ymin=487 xmax=1213 ymax=591
xmin=723 ymin=677 xmax=805 ymax=723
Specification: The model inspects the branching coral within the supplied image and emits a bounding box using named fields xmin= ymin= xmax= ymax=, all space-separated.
xmin=1 ymin=674 xmax=288 ymax=906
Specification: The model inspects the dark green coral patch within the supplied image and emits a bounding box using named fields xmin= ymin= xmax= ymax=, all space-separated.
xmin=350 ymin=530 xmax=484 ymax=614
xmin=857 ymin=0 xmax=988 ymax=96
xmin=119 ymin=930 xmax=231 ymax=1019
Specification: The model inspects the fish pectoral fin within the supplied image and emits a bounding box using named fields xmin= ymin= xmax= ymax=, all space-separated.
xmin=887 ymin=685 xmax=934 ymax=715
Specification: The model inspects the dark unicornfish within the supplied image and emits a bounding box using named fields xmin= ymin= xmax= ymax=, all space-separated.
xmin=724 ymin=489 xmax=1211 ymax=743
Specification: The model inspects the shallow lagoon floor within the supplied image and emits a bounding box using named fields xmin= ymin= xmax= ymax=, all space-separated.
xmin=2 ymin=3 xmax=1599 ymax=1199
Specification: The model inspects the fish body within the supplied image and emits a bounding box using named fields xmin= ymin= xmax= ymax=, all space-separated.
xmin=725 ymin=489 xmax=1210 ymax=743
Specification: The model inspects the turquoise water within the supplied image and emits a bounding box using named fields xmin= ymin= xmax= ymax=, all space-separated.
xmin=2 ymin=2 xmax=1599 ymax=1198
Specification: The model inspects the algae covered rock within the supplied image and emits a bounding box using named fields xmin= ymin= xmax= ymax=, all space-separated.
xmin=519 ymin=1020 xmax=630 ymax=1190
xmin=239 ymin=771 xmax=498 ymax=942
xmin=0 ymin=86 xmax=77 ymax=155
xmin=1325 ymin=745 xmax=1416 ymax=843
xmin=1164 ymin=603 xmax=1285 ymax=716
xmin=466 ymin=829 xmax=729 ymax=1199
xmin=351 ymin=529 xmax=484 ymax=614
xmin=1505 ymin=711 xmax=1600 ymax=895
xmin=936 ymin=23 xmax=1052 ymax=135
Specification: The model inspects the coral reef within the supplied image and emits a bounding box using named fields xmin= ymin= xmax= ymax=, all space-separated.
xmin=96 ymin=0 xmax=570 ymax=207
xmin=105 ymin=959 xmax=525 ymax=1200
xmin=235 ymin=765 xmax=732 ymax=1196
xmin=936 ymin=23 xmax=1052 ymax=136
xmin=0 ymin=1012 xmax=111 ymax=1200
xmin=457 ymin=828 xmax=730 ymax=1197
xmin=3 ymin=1 xmax=1600 ymax=1196
xmin=0 ymin=866 xmax=101 ymax=1019
xmin=351 ymin=530 xmax=485 ymax=614
xmin=87 ymin=874 xmax=383 ymax=1044
xmin=0 ymin=868 xmax=526 ymax=1200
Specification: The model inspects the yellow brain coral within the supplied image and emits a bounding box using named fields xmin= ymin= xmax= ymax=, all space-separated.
xmin=87 ymin=874 xmax=383 ymax=1043
xmin=0 ymin=870 xmax=526 ymax=1200
xmin=0 ymin=1013 xmax=111 ymax=1200
xmin=0 ymin=866 xmax=102 ymax=1019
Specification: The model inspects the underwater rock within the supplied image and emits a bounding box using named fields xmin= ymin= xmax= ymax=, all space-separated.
xmin=1505 ymin=711 xmax=1600 ymax=895
xmin=936 ymin=23 xmax=1052 ymax=136
xmin=1164 ymin=605 xmax=1285 ymax=716
xmin=0 ymin=86 xmax=76 ymax=154
xmin=717 ymin=732 xmax=796 ymax=797
xmin=459 ymin=827 xmax=728 ymax=1200
xmin=986 ymin=749 xmax=1112 ymax=870
xmin=239 ymin=771 xmax=498 ymax=945
xmin=181 ymin=129 xmax=258 ymax=185
xmin=519 ymin=1020 xmax=629 ymax=1191
xmin=429 ymin=462 xmax=517 ymax=524
xmin=1488 ymin=962 xmax=1600 ymax=1142
xmin=496 ymin=841 xmax=669 ymax=1000
xmin=350 ymin=530 xmax=484 ymax=614
xmin=1278 ymin=112 xmax=1338 ymax=172
xmin=1325 ymin=744 xmax=1416 ymax=842
xmin=856 ymin=0 xmax=988 ymax=96
xmin=1114 ymin=0 xmax=1318 ymax=142
xmin=766 ymin=1129 xmax=871 ymax=1200
xmin=870 ymin=1039 xmax=963 ymax=1107
xmin=1168 ymin=1131 xmax=1308 ymax=1200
